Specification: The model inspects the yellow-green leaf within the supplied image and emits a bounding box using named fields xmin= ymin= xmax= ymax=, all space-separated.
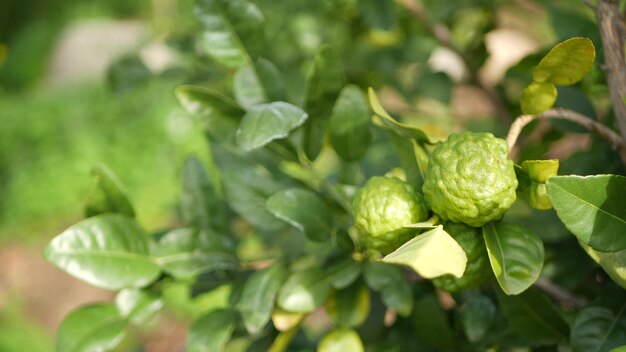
xmin=580 ymin=242 xmax=626 ymax=290
xmin=534 ymin=37 xmax=595 ymax=85
xmin=520 ymin=81 xmax=557 ymax=115
xmin=382 ymin=225 xmax=467 ymax=278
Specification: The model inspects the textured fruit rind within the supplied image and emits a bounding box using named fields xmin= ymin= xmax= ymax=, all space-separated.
xmin=432 ymin=223 xmax=492 ymax=292
xmin=422 ymin=132 xmax=518 ymax=227
xmin=352 ymin=176 xmax=429 ymax=253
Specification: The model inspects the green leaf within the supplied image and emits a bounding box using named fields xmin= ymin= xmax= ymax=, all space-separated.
xmin=221 ymin=168 xmax=285 ymax=231
xmin=461 ymin=295 xmax=496 ymax=343
xmin=57 ymin=304 xmax=126 ymax=352
xmin=175 ymin=85 xmax=245 ymax=143
xmin=238 ymin=263 xmax=288 ymax=334
xmin=233 ymin=59 xmax=285 ymax=108
xmin=115 ymin=289 xmax=163 ymax=325
xmin=44 ymin=214 xmax=161 ymax=290
xmin=412 ymin=292 xmax=457 ymax=350
xmin=483 ymin=222 xmax=544 ymax=295
xmin=520 ymin=81 xmax=557 ymax=115
xmin=302 ymin=46 xmax=345 ymax=160
xmin=84 ymin=164 xmax=135 ymax=218
xmin=547 ymin=175 xmax=626 ymax=252
xmin=368 ymin=87 xmax=437 ymax=144
xmin=266 ymin=188 xmax=332 ymax=242
xmin=195 ymin=0 xmax=264 ymax=68
xmin=363 ymin=261 xmax=404 ymax=291
xmin=318 ymin=329 xmax=365 ymax=352
xmin=154 ymin=228 xmax=237 ymax=279
xmin=534 ymin=37 xmax=595 ymax=86
xmin=328 ymin=85 xmax=372 ymax=161
xmin=381 ymin=279 xmax=413 ymax=317
xmin=496 ymin=287 xmax=570 ymax=343
xmin=580 ymin=243 xmax=626 ymax=290
xmin=277 ymin=268 xmax=331 ymax=313
xmin=187 ymin=309 xmax=237 ymax=352
xmin=382 ymin=225 xmax=467 ymax=279
xmin=610 ymin=346 xmax=626 ymax=352
xmin=235 ymin=102 xmax=308 ymax=151
xmin=181 ymin=156 xmax=225 ymax=233
xmin=327 ymin=259 xmax=362 ymax=289
xmin=326 ymin=281 xmax=370 ymax=328
xmin=571 ymin=292 xmax=626 ymax=352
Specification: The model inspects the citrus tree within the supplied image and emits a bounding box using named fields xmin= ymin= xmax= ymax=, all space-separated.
xmin=44 ymin=0 xmax=626 ymax=351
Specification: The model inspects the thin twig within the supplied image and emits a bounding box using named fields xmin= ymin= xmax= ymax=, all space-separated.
xmin=398 ymin=0 xmax=512 ymax=122
xmin=535 ymin=278 xmax=588 ymax=309
xmin=506 ymin=108 xmax=624 ymax=157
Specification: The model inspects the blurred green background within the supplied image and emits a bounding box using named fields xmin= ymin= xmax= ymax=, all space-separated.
xmin=0 ymin=0 xmax=210 ymax=350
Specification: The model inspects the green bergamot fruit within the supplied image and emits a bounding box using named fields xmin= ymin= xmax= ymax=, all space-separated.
xmin=422 ymin=132 xmax=517 ymax=227
xmin=352 ymin=176 xmax=429 ymax=253
xmin=432 ymin=222 xmax=492 ymax=292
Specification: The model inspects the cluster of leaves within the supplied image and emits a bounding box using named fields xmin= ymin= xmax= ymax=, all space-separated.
xmin=44 ymin=0 xmax=626 ymax=351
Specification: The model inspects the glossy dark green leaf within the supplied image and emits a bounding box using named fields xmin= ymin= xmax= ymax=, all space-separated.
xmin=381 ymin=279 xmax=413 ymax=317
xmin=368 ymin=88 xmax=438 ymax=144
xmin=581 ymin=243 xmax=626 ymax=290
xmin=412 ymin=292 xmax=457 ymax=350
xmin=221 ymin=168 xmax=285 ymax=231
xmin=520 ymin=81 xmax=557 ymax=115
xmin=175 ymin=85 xmax=245 ymax=143
xmin=483 ymin=223 xmax=544 ymax=295
xmin=154 ymin=228 xmax=237 ymax=279
xmin=496 ymin=287 xmax=570 ymax=343
xmin=194 ymin=0 xmax=264 ymax=68
xmin=326 ymin=281 xmax=370 ymax=327
xmin=318 ymin=328 xmax=365 ymax=352
xmin=236 ymin=102 xmax=308 ymax=151
xmin=238 ymin=263 xmax=288 ymax=334
xmin=115 ymin=289 xmax=163 ymax=325
xmin=328 ymin=85 xmax=372 ymax=161
xmin=233 ymin=59 xmax=284 ymax=108
xmin=327 ymin=259 xmax=362 ymax=289
xmin=534 ymin=37 xmax=595 ymax=86
xmin=57 ymin=304 xmax=126 ymax=352
xmin=44 ymin=214 xmax=161 ymax=290
xmin=302 ymin=46 xmax=345 ymax=160
xmin=266 ymin=188 xmax=332 ymax=242
xmin=181 ymin=156 xmax=225 ymax=233
xmin=363 ymin=261 xmax=404 ymax=291
xmin=461 ymin=295 xmax=496 ymax=343
xmin=84 ymin=164 xmax=135 ymax=218
xmin=277 ymin=268 xmax=331 ymax=313
xmin=382 ymin=225 xmax=467 ymax=279
xmin=547 ymin=175 xmax=626 ymax=252
xmin=571 ymin=292 xmax=626 ymax=352
xmin=187 ymin=309 xmax=237 ymax=352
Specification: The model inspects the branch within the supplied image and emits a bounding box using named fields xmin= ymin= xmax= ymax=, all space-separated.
xmin=398 ymin=0 xmax=512 ymax=122
xmin=535 ymin=278 xmax=588 ymax=309
xmin=596 ymin=0 xmax=626 ymax=165
xmin=506 ymin=108 xmax=625 ymax=158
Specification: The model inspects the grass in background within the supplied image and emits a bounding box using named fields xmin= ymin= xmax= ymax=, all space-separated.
xmin=0 ymin=78 xmax=209 ymax=243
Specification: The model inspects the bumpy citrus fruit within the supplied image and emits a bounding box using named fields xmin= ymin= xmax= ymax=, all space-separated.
xmin=352 ymin=176 xmax=429 ymax=253
xmin=422 ymin=132 xmax=517 ymax=227
xmin=432 ymin=223 xmax=491 ymax=292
